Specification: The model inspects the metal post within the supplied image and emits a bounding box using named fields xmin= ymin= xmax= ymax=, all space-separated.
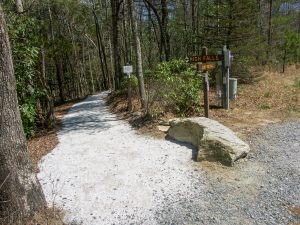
xmin=202 ymin=47 xmax=209 ymax=118
xmin=127 ymin=73 xmax=132 ymax=112
xmin=222 ymin=45 xmax=230 ymax=110
xmin=226 ymin=67 xmax=230 ymax=110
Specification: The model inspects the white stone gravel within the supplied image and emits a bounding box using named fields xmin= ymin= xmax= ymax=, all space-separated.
xmin=38 ymin=92 xmax=300 ymax=225
xmin=38 ymin=92 xmax=200 ymax=225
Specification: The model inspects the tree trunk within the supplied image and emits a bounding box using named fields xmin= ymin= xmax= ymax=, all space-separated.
xmin=267 ymin=0 xmax=273 ymax=64
xmin=111 ymin=0 xmax=122 ymax=89
xmin=15 ymin=0 xmax=24 ymax=13
xmin=128 ymin=0 xmax=147 ymax=108
xmin=191 ymin=0 xmax=196 ymax=53
xmin=161 ymin=0 xmax=170 ymax=61
xmin=37 ymin=47 xmax=55 ymax=128
xmin=55 ymin=59 xmax=65 ymax=103
xmin=0 ymin=5 xmax=45 ymax=223
xmin=92 ymin=8 xmax=108 ymax=90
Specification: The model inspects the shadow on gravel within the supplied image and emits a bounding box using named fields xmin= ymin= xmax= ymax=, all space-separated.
xmin=166 ymin=137 xmax=198 ymax=161
xmin=59 ymin=95 xmax=120 ymax=135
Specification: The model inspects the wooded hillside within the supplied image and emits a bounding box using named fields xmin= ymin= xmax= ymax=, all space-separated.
xmin=1 ymin=0 xmax=300 ymax=137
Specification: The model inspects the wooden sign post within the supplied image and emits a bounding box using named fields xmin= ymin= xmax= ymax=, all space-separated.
xmin=187 ymin=46 xmax=232 ymax=114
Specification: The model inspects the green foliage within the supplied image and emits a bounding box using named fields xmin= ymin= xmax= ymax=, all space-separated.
xmin=284 ymin=30 xmax=300 ymax=63
xmin=119 ymin=75 xmax=139 ymax=93
xmin=7 ymin=14 xmax=42 ymax=137
xmin=294 ymin=76 xmax=300 ymax=89
xmin=260 ymin=103 xmax=272 ymax=110
xmin=20 ymin=96 xmax=37 ymax=138
xmin=148 ymin=59 xmax=202 ymax=116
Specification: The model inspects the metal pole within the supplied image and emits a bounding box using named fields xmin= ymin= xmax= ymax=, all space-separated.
xmin=226 ymin=67 xmax=230 ymax=110
xmin=127 ymin=73 xmax=132 ymax=111
xmin=202 ymin=47 xmax=209 ymax=118
xmin=222 ymin=45 xmax=230 ymax=110
xmin=204 ymin=71 xmax=209 ymax=118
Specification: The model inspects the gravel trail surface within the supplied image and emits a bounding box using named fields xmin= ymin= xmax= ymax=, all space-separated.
xmin=38 ymin=93 xmax=300 ymax=225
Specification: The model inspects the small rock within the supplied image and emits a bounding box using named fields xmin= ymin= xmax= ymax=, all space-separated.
xmin=157 ymin=125 xmax=170 ymax=133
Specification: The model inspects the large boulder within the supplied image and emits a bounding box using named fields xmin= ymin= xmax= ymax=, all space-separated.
xmin=168 ymin=117 xmax=250 ymax=166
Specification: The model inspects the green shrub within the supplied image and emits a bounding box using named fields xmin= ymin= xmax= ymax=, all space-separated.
xmin=7 ymin=14 xmax=41 ymax=137
xmin=147 ymin=59 xmax=202 ymax=116
xmin=119 ymin=75 xmax=139 ymax=94
xmin=294 ymin=76 xmax=300 ymax=89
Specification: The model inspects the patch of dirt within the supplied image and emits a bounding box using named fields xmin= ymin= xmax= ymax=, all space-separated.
xmin=28 ymin=100 xmax=82 ymax=172
xmin=107 ymin=66 xmax=300 ymax=139
xmin=23 ymin=207 xmax=65 ymax=225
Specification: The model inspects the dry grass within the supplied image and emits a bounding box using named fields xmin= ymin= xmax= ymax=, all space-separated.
xmin=209 ymin=65 xmax=300 ymax=138
xmin=22 ymin=207 xmax=65 ymax=225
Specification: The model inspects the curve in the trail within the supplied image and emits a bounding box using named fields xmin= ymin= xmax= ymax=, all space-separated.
xmin=38 ymin=93 xmax=300 ymax=225
xmin=38 ymin=93 xmax=200 ymax=225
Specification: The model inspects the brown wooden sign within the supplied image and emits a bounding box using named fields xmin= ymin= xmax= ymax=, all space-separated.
xmin=189 ymin=55 xmax=224 ymax=63
xmin=197 ymin=63 xmax=216 ymax=71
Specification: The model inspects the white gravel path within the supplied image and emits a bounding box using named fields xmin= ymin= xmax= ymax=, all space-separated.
xmin=38 ymin=92 xmax=200 ymax=225
xmin=38 ymin=92 xmax=300 ymax=225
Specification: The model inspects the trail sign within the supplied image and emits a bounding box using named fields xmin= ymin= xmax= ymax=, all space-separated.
xmin=123 ymin=65 xmax=133 ymax=74
xmin=189 ymin=55 xmax=224 ymax=63
xmin=197 ymin=63 xmax=216 ymax=71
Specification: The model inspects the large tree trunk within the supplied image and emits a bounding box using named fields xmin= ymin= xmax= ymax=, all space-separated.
xmin=0 ymin=5 xmax=45 ymax=223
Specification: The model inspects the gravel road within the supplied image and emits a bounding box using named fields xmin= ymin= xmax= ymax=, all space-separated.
xmin=38 ymin=92 xmax=300 ymax=225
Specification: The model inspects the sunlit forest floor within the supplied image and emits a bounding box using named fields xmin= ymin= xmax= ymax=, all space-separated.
xmin=210 ymin=66 xmax=300 ymax=139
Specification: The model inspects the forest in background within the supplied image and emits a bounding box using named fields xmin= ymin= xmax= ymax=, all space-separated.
xmin=1 ymin=0 xmax=300 ymax=137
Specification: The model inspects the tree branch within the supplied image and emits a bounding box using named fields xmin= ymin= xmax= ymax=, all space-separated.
xmin=0 ymin=174 xmax=10 ymax=190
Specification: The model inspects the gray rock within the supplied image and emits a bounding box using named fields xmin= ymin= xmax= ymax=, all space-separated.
xmin=168 ymin=117 xmax=250 ymax=166
xmin=157 ymin=125 xmax=170 ymax=133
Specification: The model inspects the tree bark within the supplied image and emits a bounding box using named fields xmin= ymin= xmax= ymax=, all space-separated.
xmin=267 ymin=0 xmax=273 ymax=64
xmin=128 ymin=0 xmax=147 ymax=108
xmin=144 ymin=0 xmax=170 ymax=61
xmin=111 ymin=0 xmax=122 ymax=89
xmin=15 ymin=0 xmax=24 ymax=13
xmin=161 ymin=0 xmax=170 ymax=61
xmin=0 ymin=4 xmax=45 ymax=223
xmin=37 ymin=47 xmax=55 ymax=128
xmin=92 ymin=8 xmax=108 ymax=90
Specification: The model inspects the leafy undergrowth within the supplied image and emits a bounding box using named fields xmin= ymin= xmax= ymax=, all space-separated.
xmin=108 ymin=66 xmax=300 ymax=139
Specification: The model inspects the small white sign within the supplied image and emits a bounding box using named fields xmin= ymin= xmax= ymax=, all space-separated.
xmin=123 ymin=65 xmax=133 ymax=74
